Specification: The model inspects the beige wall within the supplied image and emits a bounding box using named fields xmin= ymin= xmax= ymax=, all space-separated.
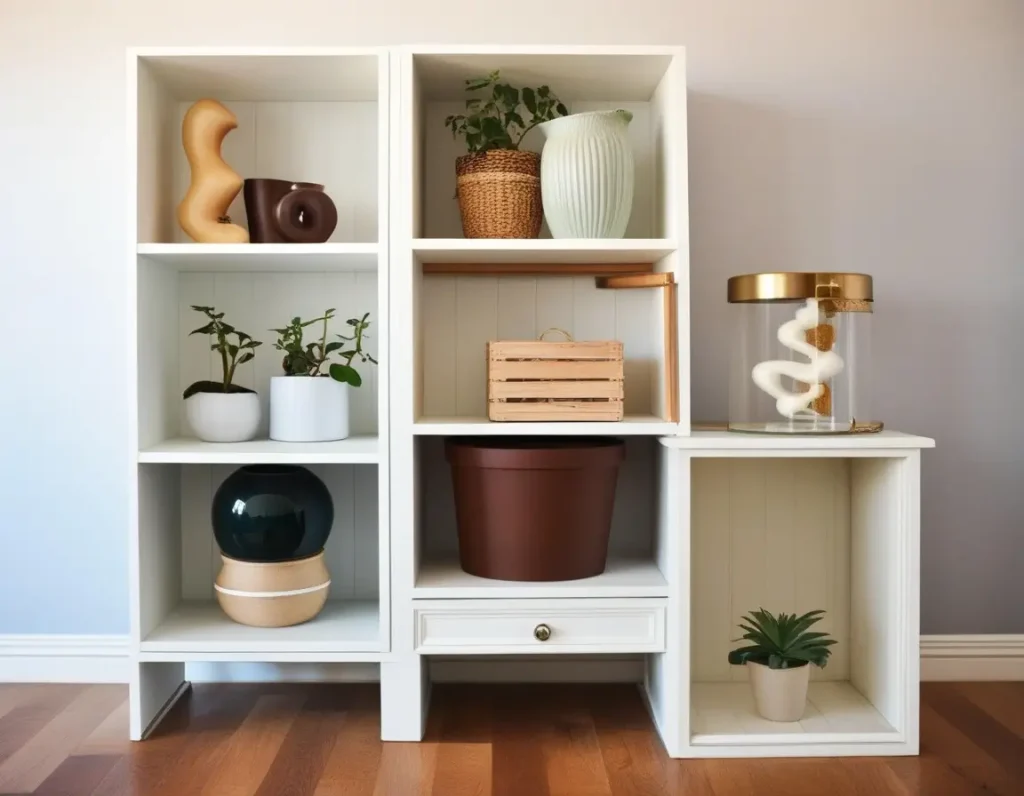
xmin=0 ymin=1 xmax=1020 ymax=633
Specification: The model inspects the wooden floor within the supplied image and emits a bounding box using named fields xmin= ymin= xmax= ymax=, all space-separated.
xmin=0 ymin=682 xmax=1021 ymax=795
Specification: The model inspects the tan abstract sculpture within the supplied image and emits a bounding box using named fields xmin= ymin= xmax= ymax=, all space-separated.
xmin=177 ymin=99 xmax=249 ymax=243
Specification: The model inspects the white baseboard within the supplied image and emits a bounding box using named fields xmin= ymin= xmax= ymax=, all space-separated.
xmin=3 ymin=635 xmax=1022 ymax=684
xmin=920 ymin=635 xmax=1024 ymax=681
xmin=0 ymin=635 xmax=131 ymax=683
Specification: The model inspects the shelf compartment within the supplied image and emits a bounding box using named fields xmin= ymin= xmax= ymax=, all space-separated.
xmin=136 ymin=462 xmax=384 ymax=660
xmin=139 ymin=435 xmax=379 ymax=464
xmin=413 ymin=239 xmax=676 ymax=265
xmin=135 ymin=50 xmax=383 ymax=245
xmin=405 ymin=49 xmax=686 ymax=241
xmin=137 ymin=260 xmax=381 ymax=448
xmin=684 ymin=454 xmax=918 ymax=752
xmin=414 ymin=558 xmax=668 ymax=599
xmin=140 ymin=600 xmax=380 ymax=658
xmin=138 ymin=243 xmax=378 ymax=272
xmin=690 ymin=682 xmax=900 ymax=746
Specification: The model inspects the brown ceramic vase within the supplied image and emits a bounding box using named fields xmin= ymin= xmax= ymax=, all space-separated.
xmin=243 ymin=178 xmax=338 ymax=243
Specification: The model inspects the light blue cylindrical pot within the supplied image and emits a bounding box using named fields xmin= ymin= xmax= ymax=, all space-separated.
xmin=538 ymin=109 xmax=635 ymax=238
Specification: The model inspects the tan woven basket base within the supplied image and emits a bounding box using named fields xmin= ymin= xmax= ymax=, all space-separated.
xmin=456 ymin=151 xmax=542 ymax=239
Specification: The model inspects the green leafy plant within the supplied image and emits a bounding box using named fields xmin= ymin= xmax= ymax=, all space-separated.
xmin=444 ymin=70 xmax=569 ymax=153
xmin=271 ymin=308 xmax=377 ymax=387
xmin=727 ymin=609 xmax=836 ymax=670
xmin=182 ymin=305 xmax=261 ymax=398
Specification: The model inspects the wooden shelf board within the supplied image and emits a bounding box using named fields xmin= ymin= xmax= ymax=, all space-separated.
xmin=139 ymin=436 xmax=380 ymax=464
xmin=413 ymin=416 xmax=677 ymax=436
xmin=690 ymin=682 xmax=899 ymax=745
xmin=662 ymin=430 xmax=935 ymax=453
xmin=414 ymin=558 xmax=668 ymax=599
xmin=137 ymin=243 xmax=378 ymax=272
xmin=140 ymin=600 xmax=381 ymax=656
xmin=413 ymin=239 xmax=677 ymax=265
xmin=423 ymin=262 xmax=653 ymax=276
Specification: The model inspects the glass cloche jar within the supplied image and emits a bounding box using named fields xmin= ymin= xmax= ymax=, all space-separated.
xmin=727 ymin=272 xmax=879 ymax=434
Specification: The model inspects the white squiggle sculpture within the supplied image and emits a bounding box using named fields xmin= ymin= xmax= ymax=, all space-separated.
xmin=752 ymin=298 xmax=845 ymax=419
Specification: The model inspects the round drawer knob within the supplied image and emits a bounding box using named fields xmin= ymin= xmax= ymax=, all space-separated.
xmin=534 ymin=623 xmax=552 ymax=642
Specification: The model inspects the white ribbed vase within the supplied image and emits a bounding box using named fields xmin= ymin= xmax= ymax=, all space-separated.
xmin=538 ymin=109 xmax=635 ymax=239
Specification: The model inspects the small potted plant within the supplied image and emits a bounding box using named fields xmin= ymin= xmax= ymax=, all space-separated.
xmin=445 ymin=70 xmax=568 ymax=239
xmin=183 ymin=305 xmax=262 ymax=442
xmin=728 ymin=608 xmax=836 ymax=722
xmin=269 ymin=309 xmax=377 ymax=442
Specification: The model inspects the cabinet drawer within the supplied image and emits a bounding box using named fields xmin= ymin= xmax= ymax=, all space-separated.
xmin=413 ymin=599 xmax=666 ymax=654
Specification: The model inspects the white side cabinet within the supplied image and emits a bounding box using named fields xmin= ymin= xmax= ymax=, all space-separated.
xmin=126 ymin=45 xmax=934 ymax=759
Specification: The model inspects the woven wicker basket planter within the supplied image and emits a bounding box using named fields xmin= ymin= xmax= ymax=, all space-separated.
xmin=455 ymin=150 xmax=542 ymax=239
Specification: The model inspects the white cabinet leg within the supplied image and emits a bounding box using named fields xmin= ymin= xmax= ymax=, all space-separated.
xmin=380 ymin=656 xmax=429 ymax=741
xmin=129 ymin=661 xmax=189 ymax=740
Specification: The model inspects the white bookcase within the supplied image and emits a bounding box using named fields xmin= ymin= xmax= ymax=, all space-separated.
xmin=126 ymin=45 xmax=934 ymax=758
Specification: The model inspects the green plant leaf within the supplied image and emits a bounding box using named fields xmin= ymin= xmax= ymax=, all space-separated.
xmin=505 ymin=111 xmax=525 ymax=130
xmin=538 ymin=85 xmax=550 ymax=98
xmin=237 ymin=352 xmax=254 ymax=365
xmin=189 ymin=323 xmax=217 ymax=336
xmin=227 ymin=344 xmax=239 ymax=358
xmin=522 ymin=86 xmax=536 ymax=114
xmin=556 ymin=102 xmax=568 ymax=116
xmin=324 ymin=341 xmax=345 ymax=354
xmin=329 ymin=363 xmax=362 ymax=387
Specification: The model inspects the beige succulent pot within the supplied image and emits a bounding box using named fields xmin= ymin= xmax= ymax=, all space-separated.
xmin=747 ymin=660 xmax=810 ymax=722
xmin=214 ymin=551 xmax=330 ymax=628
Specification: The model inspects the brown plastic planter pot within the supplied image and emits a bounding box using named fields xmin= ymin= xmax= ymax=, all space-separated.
xmin=445 ymin=437 xmax=625 ymax=582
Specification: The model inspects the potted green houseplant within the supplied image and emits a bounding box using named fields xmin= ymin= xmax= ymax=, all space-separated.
xmin=444 ymin=70 xmax=568 ymax=239
xmin=728 ymin=608 xmax=836 ymax=722
xmin=182 ymin=305 xmax=262 ymax=442
xmin=269 ymin=308 xmax=377 ymax=442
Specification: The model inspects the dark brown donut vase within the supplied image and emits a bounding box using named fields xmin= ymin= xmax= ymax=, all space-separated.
xmin=243 ymin=179 xmax=339 ymax=243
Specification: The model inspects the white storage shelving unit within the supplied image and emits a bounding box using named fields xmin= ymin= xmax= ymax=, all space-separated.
xmin=127 ymin=47 xmax=391 ymax=739
xmin=127 ymin=45 xmax=934 ymax=759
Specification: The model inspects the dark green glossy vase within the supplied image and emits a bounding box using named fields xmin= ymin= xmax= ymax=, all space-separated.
xmin=211 ymin=465 xmax=333 ymax=562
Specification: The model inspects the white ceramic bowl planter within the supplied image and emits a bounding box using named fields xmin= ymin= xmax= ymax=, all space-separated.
xmin=538 ymin=109 xmax=635 ymax=238
xmin=747 ymin=661 xmax=811 ymax=722
xmin=270 ymin=376 xmax=350 ymax=442
xmin=185 ymin=391 xmax=260 ymax=442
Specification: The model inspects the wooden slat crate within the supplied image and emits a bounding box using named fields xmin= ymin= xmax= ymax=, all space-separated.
xmin=487 ymin=337 xmax=624 ymax=422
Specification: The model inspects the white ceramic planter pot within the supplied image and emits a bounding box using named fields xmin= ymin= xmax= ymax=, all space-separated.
xmin=747 ymin=660 xmax=811 ymax=722
xmin=270 ymin=376 xmax=349 ymax=442
xmin=538 ymin=109 xmax=635 ymax=239
xmin=184 ymin=391 xmax=260 ymax=442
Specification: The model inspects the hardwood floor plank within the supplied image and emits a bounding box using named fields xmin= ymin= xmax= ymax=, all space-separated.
xmin=253 ymin=688 xmax=347 ymax=796
xmin=314 ymin=687 xmax=382 ymax=796
xmin=488 ymin=686 xmax=551 ymax=796
xmin=541 ymin=687 xmax=613 ymax=796
xmin=200 ymin=693 xmax=306 ymax=795
xmin=0 ymin=686 xmax=84 ymax=764
xmin=591 ymin=686 xmax=672 ymax=796
xmin=430 ymin=685 xmax=493 ymax=796
xmin=884 ymin=757 xmax=984 ymax=796
xmin=32 ymin=754 xmax=121 ymax=796
xmin=924 ymin=682 xmax=1024 ymax=783
xmin=0 ymin=685 xmax=123 ymax=793
xmin=951 ymin=682 xmax=1024 ymax=738
xmin=74 ymin=697 xmax=130 ymax=756
xmin=917 ymin=697 xmax=1019 ymax=796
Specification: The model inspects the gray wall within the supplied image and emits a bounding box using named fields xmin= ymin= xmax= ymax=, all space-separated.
xmin=0 ymin=1 xmax=1021 ymax=635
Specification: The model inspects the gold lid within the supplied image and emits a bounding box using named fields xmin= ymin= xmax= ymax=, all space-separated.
xmin=727 ymin=272 xmax=873 ymax=303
